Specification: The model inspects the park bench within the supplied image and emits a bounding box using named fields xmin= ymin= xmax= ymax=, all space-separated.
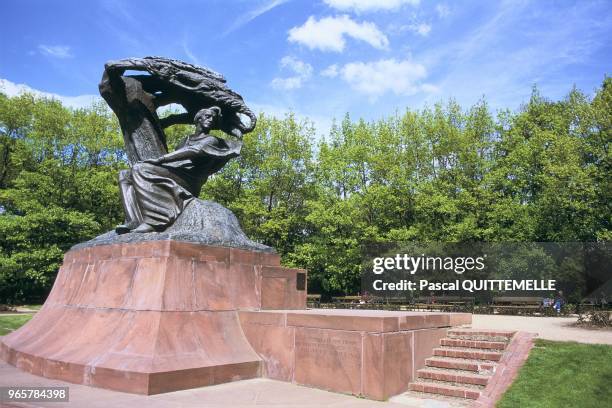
xmin=319 ymin=295 xmax=477 ymax=312
xmin=306 ymin=294 xmax=321 ymax=308
xmin=492 ymin=296 xmax=543 ymax=315
xmin=328 ymin=295 xmax=364 ymax=309
xmin=413 ymin=296 xmax=475 ymax=312
xmin=331 ymin=295 xmax=362 ymax=303
xmin=360 ymin=296 xmax=413 ymax=311
xmin=327 ymin=295 xmax=410 ymax=310
xmin=579 ymin=297 xmax=610 ymax=312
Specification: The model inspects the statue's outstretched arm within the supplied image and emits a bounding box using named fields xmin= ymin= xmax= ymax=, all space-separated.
xmin=145 ymin=145 xmax=199 ymax=164
xmin=104 ymin=58 xmax=150 ymax=76
xmin=159 ymin=113 xmax=193 ymax=128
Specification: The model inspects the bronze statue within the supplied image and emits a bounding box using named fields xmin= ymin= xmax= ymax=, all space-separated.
xmin=99 ymin=57 xmax=256 ymax=234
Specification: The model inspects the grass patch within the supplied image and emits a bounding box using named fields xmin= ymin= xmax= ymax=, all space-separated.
xmin=498 ymin=339 xmax=612 ymax=408
xmin=0 ymin=314 xmax=33 ymax=336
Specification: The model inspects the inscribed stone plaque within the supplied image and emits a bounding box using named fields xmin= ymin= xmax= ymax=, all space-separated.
xmin=296 ymin=272 xmax=306 ymax=291
xmin=294 ymin=328 xmax=362 ymax=394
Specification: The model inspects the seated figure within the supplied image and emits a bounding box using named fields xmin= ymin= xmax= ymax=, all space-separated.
xmin=116 ymin=106 xmax=241 ymax=233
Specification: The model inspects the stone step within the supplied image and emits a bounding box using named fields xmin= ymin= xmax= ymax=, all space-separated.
xmin=433 ymin=347 xmax=503 ymax=362
xmin=440 ymin=338 xmax=507 ymax=350
xmin=447 ymin=329 xmax=514 ymax=342
xmin=447 ymin=333 xmax=511 ymax=342
xmin=408 ymin=381 xmax=481 ymax=400
xmin=438 ymin=345 xmax=506 ymax=355
xmin=425 ymin=356 xmax=496 ymax=373
xmin=417 ymin=368 xmax=490 ymax=386
xmin=415 ymin=377 xmax=484 ymax=390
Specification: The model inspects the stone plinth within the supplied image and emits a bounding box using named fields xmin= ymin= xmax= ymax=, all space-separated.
xmin=239 ymin=309 xmax=472 ymax=400
xmin=0 ymin=239 xmax=472 ymax=400
xmin=0 ymin=241 xmax=306 ymax=394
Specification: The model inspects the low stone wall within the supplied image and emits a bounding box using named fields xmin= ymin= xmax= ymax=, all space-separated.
xmin=240 ymin=309 xmax=471 ymax=400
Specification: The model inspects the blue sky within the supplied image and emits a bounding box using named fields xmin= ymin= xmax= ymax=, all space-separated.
xmin=0 ymin=0 xmax=610 ymax=136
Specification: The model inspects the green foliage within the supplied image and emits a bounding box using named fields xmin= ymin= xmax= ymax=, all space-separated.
xmin=576 ymin=310 xmax=612 ymax=327
xmin=0 ymin=207 xmax=100 ymax=303
xmin=0 ymin=78 xmax=610 ymax=301
xmin=201 ymin=113 xmax=317 ymax=256
xmin=0 ymin=95 xmax=125 ymax=303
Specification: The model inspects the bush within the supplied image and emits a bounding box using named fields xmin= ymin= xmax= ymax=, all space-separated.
xmin=576 ymin=311 xmax=611 ymax=328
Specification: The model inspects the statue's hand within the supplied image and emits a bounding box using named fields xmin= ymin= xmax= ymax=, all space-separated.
xmin=229 ymin=129 xmax=244 ymax=140
xmin=104 ymin=58 xmax=147 ymax=72
xmin=142 ymin=157 xmax=162 ymax=165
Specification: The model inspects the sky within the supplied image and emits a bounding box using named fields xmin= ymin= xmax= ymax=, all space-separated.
xmin=0 ymin=0 xmax=610 ymax=136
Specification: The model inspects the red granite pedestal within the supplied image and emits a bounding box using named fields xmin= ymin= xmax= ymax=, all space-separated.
xmin=0 ymin=241 xmax=471 ymax=400
xmin=0 ymin=241 xmax=305 ymax=394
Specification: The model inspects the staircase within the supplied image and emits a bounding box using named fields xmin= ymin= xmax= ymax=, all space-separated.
xmin=408 ymin=329 xmax=515 ymax=400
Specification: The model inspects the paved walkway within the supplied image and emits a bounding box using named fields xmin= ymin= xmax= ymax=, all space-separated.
xmin=0 ymin=309 xmax=39 ymax=317
xmin=470 ymin=315 xmax=612 ymax=345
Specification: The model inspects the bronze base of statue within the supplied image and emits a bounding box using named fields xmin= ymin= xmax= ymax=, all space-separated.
xmin=76 ymin=198 xmax=273 ymax=253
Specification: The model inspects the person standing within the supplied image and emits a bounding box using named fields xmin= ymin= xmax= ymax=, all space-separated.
xmin=554 ymin=290 xmax=565 ymax=313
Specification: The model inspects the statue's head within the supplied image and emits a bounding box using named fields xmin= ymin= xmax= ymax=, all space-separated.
xmin=194 ymin=106 xmax=222 ymax=133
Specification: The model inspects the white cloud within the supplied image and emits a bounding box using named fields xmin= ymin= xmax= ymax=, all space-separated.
xmin=409 ymin=23 xmax=431 ymax=36
xmin=321 ymin=64 xmax=339 ymax=78
xmin=436 ymin=4 xmax=450 ymax=18
xmin=271 ymin=56 xmax=313 ymax=90
xmin=182 ymin=44 xmax=201 ymax=65
xmin=37 ymin=44 xmax=73 ymax=58
xmin=224 ymin=0 xmax=289 ymax=35
xmin=271 ymin=77 xmax=302 ymax=90
xmin=288 ymin=15 xmax=389 ymax=52
xmin=0 ymin=78 xmax=99 ymax=108
xmin=388 ymin=22 xmax=432 ymax=36
xmin=339 ymin=58 xmax=435 ymax=98
xmin=324 ymin=0 xmax=420 ymax=12
xmin=420 ymin=1 xmax=609 ymax=110
xmin=282 ymin=56 xmax=313 ymax=77
xmin=420 ymin=83 xmax=440 ymax=94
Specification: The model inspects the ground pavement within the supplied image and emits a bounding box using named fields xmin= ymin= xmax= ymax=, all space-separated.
xmin=471 ymin=314 xmax=612 ymax=345
xmin=0 ymin=360 xmax=465 ymax=408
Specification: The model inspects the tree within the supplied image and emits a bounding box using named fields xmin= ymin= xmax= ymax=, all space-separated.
xmin=1 ymin=78 xmax=609 ymax=301
xmin=0 ymin=93 xmax=125 ymax=303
